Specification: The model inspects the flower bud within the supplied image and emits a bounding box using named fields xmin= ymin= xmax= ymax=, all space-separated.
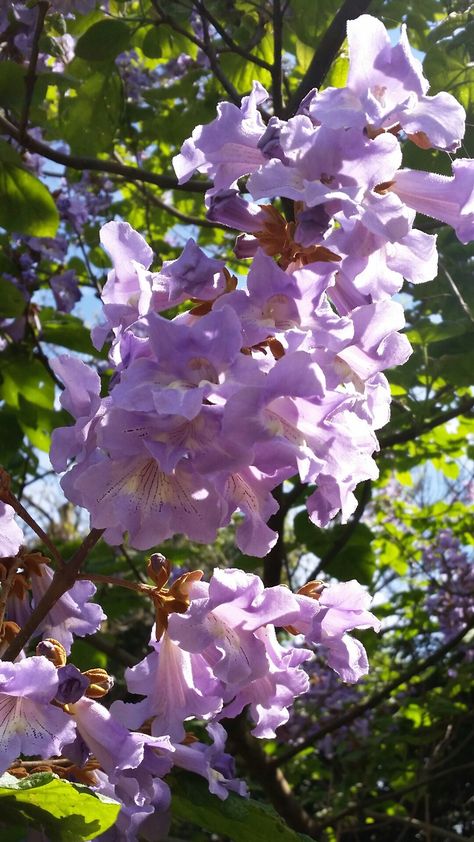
xmin=56 ymin=664 xmax=90 ymax=705
xmin=36 ymin=638 xmax=67 ymax=667
xmin=82 ymin=668 xmax=114 ymax=699
xmin=147 ymin=553 xmax=170 ymax=589
xmin=1 ymin=621 xmax=20 ymax=644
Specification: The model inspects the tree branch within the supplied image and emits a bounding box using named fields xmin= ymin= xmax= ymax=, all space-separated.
xmin=134 ymin=182 xmax=231 ymax=230
xmin=272 ymin=0 xmax=284 ymax=117
xmin=272 ymin=620 xmax=474 ymax=767
xmin=317 ymin=761 xmax=474 ymax=831
xmin=192 ymin=0 xmax=272 ymax=70
xmin=306 ymin=479 xmax=372 ymax=582
xmin=379 ymin=396 xmax=474 ymax=449
xmin=4 ymin=490 xmax=64 ymax=569
xmin=283 ymin=0 xmax=372 ymax=117
xmin=367 ymin=810 xmax=471 ymax=842
xmin=200 ymin=14 xmax=241 ymax=104
xmin=2 ymin=528 xmax=104 ymax=662
xmin=263 ymin=485 xmax=286 ymax=587
xmin=226 ymin=715 xmax=319 ymax=837
xmin=0 ymin=114 xmax=209 ymax=193
xmin=19 ymin=1 xmax=49 ymax=140
xmin=0 ymin=560 xmax=19 ymax=630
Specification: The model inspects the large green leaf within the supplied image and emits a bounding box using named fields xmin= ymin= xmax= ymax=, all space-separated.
xmin=171 ymin=773 xmax=313 ymax=842
xmin=1 ymin=357 xmax=54 ymax=411
xmin=0 ymin=772 xmax=120 ymax=842
xmin=75 ymin=19 xmax=131 ymax=62
xmin=40 ymin=308 xmax=100 ymax=356
xmin=60 ymin=70 xmax=122 ymax=155
xmin=0 ymin=164 xmax=59 ymax=237
xmin=0 ymin=62 xmax=25 ymax=113
xmin=0 ymin=279 xmax=25 ymax=317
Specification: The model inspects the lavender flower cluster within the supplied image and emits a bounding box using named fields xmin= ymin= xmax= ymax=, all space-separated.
xmin=0 ymin=505 xmax=379 ymax=840
xmin=50 ymin=17 xmax=472 ymax=559
xmin=0 ymin=12 xmax=473 ymax=840
xmin=422 ymin=529 xmax=473 ymax=645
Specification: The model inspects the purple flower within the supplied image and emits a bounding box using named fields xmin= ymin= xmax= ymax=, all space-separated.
xmin=111 ymin=631 xmax=223 ymax=742
xmin=171 ymin=723 xmax=248 ymax=799
xmin=168 ymin=568 xmax=303 ymax=684
xmin=49 ymin=355 xmax=102 ymax=472
xmin=0 ymin=503 xmax=24 ymax=558
xmin=55 ymin=664 xmax=90 ymax=704
xmin=150 ymin=239 xmax=226 ymax=308
xmin=0 ymin=656 xmax=76 ymax=773
xmin=220 ymin=625 xmax=312 ymax=738
xmin=309 ymin=15 xmax=465 ymax=152
xmin=393 ymin=160 xmax=474 ymax=244
xmin=302 ymin=580 xmax=381 ymax=682
xmin=69 ymin=696 xmax=173 ymax=776
xmin=63 ymin=454 xmax=224 ymax=550
xmin=173 ymin=81 xmax=268 ymax=188
xmin=50 ymin=270 xmax=81 ymax=313
xmin=30 ymin=562 xmax=105 ymax=654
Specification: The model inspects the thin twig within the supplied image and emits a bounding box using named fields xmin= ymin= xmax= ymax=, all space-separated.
xmin=200 ymin=14 xmax=241 ymax=104
xmin=441 ymin=260 xmax=474 ymax=325
xmin=284 ymin=0 xmax=372 ymax=117
xmin=4 ymin=492 xmax=63 ymax=568
xmin=2 ymin=528 xmax=104 ymax=661
xmin=77 ymin=572 xmax=152 ymax=594
xmin=272 ymin=620 xmax=474 ymax=766
xmin=306 ymin=480 xmax=372 ymax=581
xmin=134 ymin=182 xmax=230 ymax=231
xmin=379 ymin=396 xmax=474 ymax=449
xmin=0 ymin=114 xmax=209 ymax=193
xmin=192 ymin=0 xmax=272 ymax=70
xmin=19 ymin=1 xmax=49 ymax=140
xmin=272 ymin=0 xmax=284 ymax=117
xmin=368 ymin=810 xmax=471 ymax=842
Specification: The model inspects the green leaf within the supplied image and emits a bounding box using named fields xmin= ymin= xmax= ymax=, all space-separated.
xmin=0 ymin=772 xmax=120 ymax=842
xmin=141 ymin=26 xmax=163 ymax=59
xmin=60 ymin=70 xmax=122 ymax=155
xmin=171 ymin=772 xmax=313 ymax=842
xmin=294 ymin=514 xmax=375 ymax=585
xmin=0 ymin=164 xmax=59 ymax=237
xmin=0 ymin=62 xmax=25 ymax=113
xmin=0 ymin=409 xmax=24 ymax=466
xmin=1 ymin=358 xmax=55 ymax=411
xmin=75 ymin=20 xmax=131 ymax=62
xmin=0 ymin=279 xmax=25 ymax=317
xmin=40 ymin=308 xmax=99 ymax=356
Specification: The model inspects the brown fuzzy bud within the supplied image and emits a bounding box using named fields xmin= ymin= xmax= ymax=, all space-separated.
xmin=1 ymin=621 xmax=20 ymax=643
xmin=82 ymin=668 xmax=114 ymax=699
xmin=36 ymin=638 xmax=67 ymax=667
xmin=147 ymin=553 xmax=170 ymax=589
xmin=0 ymin=467 xmax=12 ymax=501
xmin=8 ymin=766 xmax=28 ymax=779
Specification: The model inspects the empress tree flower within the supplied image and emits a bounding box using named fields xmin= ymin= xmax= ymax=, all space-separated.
xmin=30 ymin=562 xmax=105 ymax=653
xmin=308 ymin=15 xmax=465 ymax=152
xmin=0 ymin=502 xmax=23 ymax=558
xmin=167 ymin=568 xmax=311 ymax=735
xmin=0 ymin=656 xmax=76 ymax=773
xmin=173 ymin=80 xmax=268 ymax=188
xmin=295 ymin=580 xmax=381 ymax=682
xmin=111 ymin=631 xmax=223 ymax=742
xmin=171 ymin=722 xmax=248 ymax=798
xmin=392 ymin=161 xmax=474 ymax=245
